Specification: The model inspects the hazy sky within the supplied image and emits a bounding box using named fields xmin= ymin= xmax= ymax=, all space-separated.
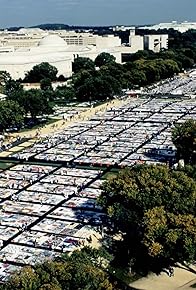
xmin=0 ymin=0 xmax=195 ymax=28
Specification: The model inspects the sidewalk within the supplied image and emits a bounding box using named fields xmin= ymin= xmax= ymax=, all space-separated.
xmin=130 ymin=265 xmax=196 ymax=290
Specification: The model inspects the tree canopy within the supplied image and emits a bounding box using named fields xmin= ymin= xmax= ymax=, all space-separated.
xmin=95 ymin=52 xmax=116 ymax=67
xmin=23 ymin=62 xmax=58 ymax=83
xmin=20 ymin=89 xmax=54 ymax=119
xmin=70 ymin=47 xmax=195 ymax=102
xmin=4 ymin=79 xmax=23 ymax=98
xmin=73 ymin=68 xmax=121 ymax=102
xmin=0 ymin=71 xmax=11 ymax=89
xmin=99 ymin=165 xmax=196 ymax=273
xmin=172 ymin=119 xmax=196 ymax=165
xmin=40 ymin=78 xmax=53 ymax=91
xmin=0 ymin=100 xmax=24 ymax=131
xmin=5 ymin=77 xmax=54 ymax=120
xmin=3 ymin=247 xmax=116 ymax=290
xmin=72 ymin=57 xmax=95 ymax=74
xmin=54 ymin=85 xmax=76 ymax=102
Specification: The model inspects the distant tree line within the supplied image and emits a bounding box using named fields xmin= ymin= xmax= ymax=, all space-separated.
xmin=69 ymin=45 xmax=196 ymax=102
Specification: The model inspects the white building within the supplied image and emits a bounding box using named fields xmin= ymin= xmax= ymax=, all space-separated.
xmin=144 ymin=34 xmax=168 ymax=52
xmin=0 ymin=34 xmax=122 ymax=80
xmin=128 ymin=33 xmax=144 ymax=52
xmin=0 ymin=27 xmax=169 ymax=79
xmin=55 ymin=31 xmax=121 ymax=48
xmin=126 ymin=29 xmax=168 ymax=53
xmin=0 ymin=28 xmax=47 ymax=49
xmin=0 ymin=35 xmax=72 ymax=80
xmin=112 ymin=25 xmax=136 ymax=32
xmin=139 ymin=21 xmax=196 ymax=33
xmin=0 ymin=28 xmax=121 ymax=50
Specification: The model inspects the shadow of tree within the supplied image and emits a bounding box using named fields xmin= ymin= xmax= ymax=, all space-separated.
xmin=175 ymin=263 xmax=196 ymax=275
xmin=122 ymin=286 xmax=144 ymax=290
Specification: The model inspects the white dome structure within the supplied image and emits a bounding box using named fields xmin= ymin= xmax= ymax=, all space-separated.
xmin=0 ymin=34 xmax=72 ymax=80
xmin=0 ymin=33 xmax=122 ymax=80
xmin=38 ymin=35 xmax=67 ymax=47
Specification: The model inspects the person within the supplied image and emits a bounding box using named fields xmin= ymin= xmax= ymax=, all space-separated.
xmin=169 ymin=267 xmax=174 ymax=277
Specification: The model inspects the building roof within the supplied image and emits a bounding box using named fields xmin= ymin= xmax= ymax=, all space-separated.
xmin=38 ymin=35 xmax=67 ymax=47
xmin=0 ymin=49 xmax=71 ymax=65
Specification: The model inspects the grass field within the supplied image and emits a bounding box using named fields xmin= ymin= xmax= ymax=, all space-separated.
xmin=0 ymin=162 xmax=14 ymax=170
xmin=19 ymin=118 xmax=59 ymax=133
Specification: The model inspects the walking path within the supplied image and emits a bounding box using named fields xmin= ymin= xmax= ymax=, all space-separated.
xmin=130 ymin=265 xmax=196 ymax=290
xmin=14 ymin=99 xmax=127 ymax=139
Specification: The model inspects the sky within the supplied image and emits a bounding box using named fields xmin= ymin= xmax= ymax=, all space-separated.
xmin=0 ymin=0 xmax=196 ymax=28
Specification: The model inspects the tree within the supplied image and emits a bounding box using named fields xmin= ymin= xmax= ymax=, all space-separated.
xmin=75 ymin=73 xmax=121 ymax=102
xmin=72 ymin=70 xmax=93 ymax=89
xmin=100 ymin=63 xmax=126 ymax=88
xmin=128 ymin=50 xmax=155 ymax=62
xmin=5 ymin=266 xmax=40 ymax=290
xmin=75 ymin=76 xmax=96 ymax=102
xmin=4 ymin=79 xmax=24 ymax=99
xmin=72 ymin=57 xmax=95 ymax=74
xmin=0 ymin=100 xmax=24 ymax=131
xmin=128 ymin=69 xmax=147 ymax=87
xmin=172 ymin=119 xmax=196 ymax=164
xmin=40 ymin=78 xmax=53 ymax=91
xmin=4 ymin=248 xmax=116 ymax=290
xmin=21 ymin=89 xmax=53 ymax=119
xmin=24 ymin=62 xmax=58 ymax=83
xmin=55 ymin=86 xmax=76 ymax=102
xmin=142 ymin=207 xmax=196 ymax=264
xmin=99 ymin=165 xmax=196 ymax=273
xmin=95 ymin=52 xmax=116 ymax=67
xmin=5 ymin=79 xmax=54 ymax=118
xmin=0 ymin=71 xmax=11 ymax=88
xmin=163 ymin=59 xmax=180 ymax=77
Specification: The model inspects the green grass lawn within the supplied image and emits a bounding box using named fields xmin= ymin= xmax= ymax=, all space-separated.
xmin=102 ymin=169 xmax=119 ymax=180
xmin=23 ymin=161 xmax=62 ymax=167
xmin=19 ymin=118 xmax=59 ymax=133
xmin=0 ymin=162 xmax=14 ymax=170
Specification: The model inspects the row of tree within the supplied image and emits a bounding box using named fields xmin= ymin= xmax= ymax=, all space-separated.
xmin=67 ymin=45 xmax=196 ymax=102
